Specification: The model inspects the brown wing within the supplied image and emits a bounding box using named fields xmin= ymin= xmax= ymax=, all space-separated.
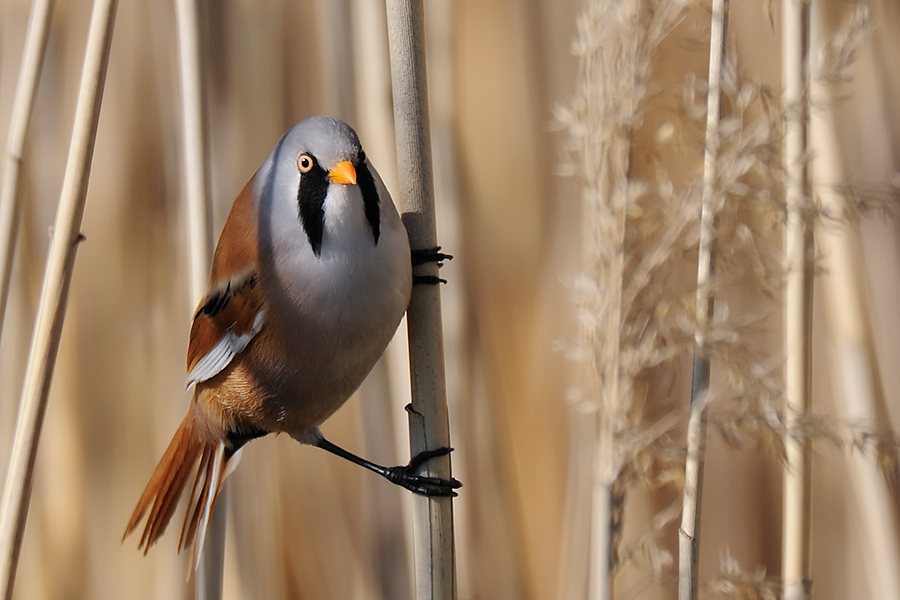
xmin=186 ymin=272 xmax=264 ymax=380
xmin=186 ymin=176 xmax=265 ymax=382
xmin=208 ymin=176 xmax=259 ymax=282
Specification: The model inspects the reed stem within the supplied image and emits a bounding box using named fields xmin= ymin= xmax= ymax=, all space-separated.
xmin=175 ymin=0 xmax=213 ymax=302
xmin=173 ymin=0 xmax=221 ymax=594
xmin=0 ymin=0 xmax=119 ymax=597
xmin=0 ymin=0 xmax=56 ymax=348
xmin=678 ymin=1 xmax=729 ymax=598
xmin=810 ymin=59 xmax=900 ymax=600
xmin=385 ymin=1 xmax=457 ymax=599
xmin=782 ymin=0 xmax=813 ymax=598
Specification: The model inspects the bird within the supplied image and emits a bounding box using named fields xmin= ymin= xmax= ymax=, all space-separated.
xmin=123 ymin=116 xmax=460 ymax=563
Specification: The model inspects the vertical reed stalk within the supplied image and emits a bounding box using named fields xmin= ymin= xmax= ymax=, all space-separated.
xmin=0 ymin=0 xmax=119 ymax=597
xmin=175 ymin=0 xmax=213 ymax=302
xmin=385 ymin=1 xmax=457 ymax=599
xmin=810 ymin=61 xmax=900 ymax=600
xmin=782 ymin=1 xmax=813 ymax=599
xmin=587 ymin=137 xmax=627 ymax=600
xmin=564 ymin=1 xmax=690 ymax=597
xmin=810 ymin=6 xmax=900 ymax=595
xmin=174 ymin=0 xmax=220 ymax=595
xmin=0 ymin=0 xmax=56 ymax=346
xmin=580 ymin=5 xmax=633 ymax=593
xmin=678 ymin=1 xmax=729 ymax=599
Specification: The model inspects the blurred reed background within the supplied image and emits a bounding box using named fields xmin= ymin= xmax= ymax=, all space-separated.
xmin=0 ymin=0 xmax=898 ymax=599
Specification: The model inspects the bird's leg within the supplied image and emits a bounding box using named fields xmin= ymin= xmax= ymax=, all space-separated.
xmin=312 ymin=436 xmax=462 ymax=496
xmin=411 ymin=246 xmax=452 ymax=285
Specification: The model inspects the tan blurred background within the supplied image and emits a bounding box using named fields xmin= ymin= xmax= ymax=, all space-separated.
xmin=0 ymin=0 xmax=898 ymax=598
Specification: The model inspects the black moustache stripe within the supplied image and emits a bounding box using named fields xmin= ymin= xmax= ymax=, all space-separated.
xmin=297 ymin=163 xmax=329 ymax=257
xmin=297 ymin=158 xmax=381 ymax=256
xmin=357 ymin=162 xmax=381 ymax=245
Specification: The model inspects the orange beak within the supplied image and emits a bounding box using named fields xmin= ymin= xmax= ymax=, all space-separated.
xmin=327 ymin=161 xmax=357 ymax=185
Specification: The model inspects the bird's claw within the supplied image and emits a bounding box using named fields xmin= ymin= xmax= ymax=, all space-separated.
xmin=413 ymin=275 xmax=447 ymax=286
xmin=386 ymin=447 xmax=462 ymax=497
xmin=411 ymin=246 xmax=453 ymax=267
xmin=412 ymin=247 xmax=452 ymax=286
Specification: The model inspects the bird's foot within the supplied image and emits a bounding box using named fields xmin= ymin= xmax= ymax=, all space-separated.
xmin=413 ymin=275 xmax=446 ymax=285
xmin=385 ymin=447 xmax=462 ymax=497
xmin=412 ymin=247 xmax=452 ymax=286
xmin=411 ymin=246 xmax=453 ymax=266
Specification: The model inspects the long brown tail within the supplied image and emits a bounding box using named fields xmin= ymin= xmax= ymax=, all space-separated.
xmin=123 ymin=407 xmax=229 ymax=562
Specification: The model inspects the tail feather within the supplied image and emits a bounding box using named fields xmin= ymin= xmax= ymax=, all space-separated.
xmin=181 ymin=443 xmax=227 ymax=571
xmin=178 ymin=445 xmax=211 ymax=552
xmin=124 ymin=408 xmax=229 ymax=563
xmin=140 ymin=441 xmax=198 ymax=551
xmin=178 ymin=442 xmax=225 ymax=552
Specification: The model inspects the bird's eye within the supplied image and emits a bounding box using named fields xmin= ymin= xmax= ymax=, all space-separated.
xmin=298 ymin=154 xmax=314 ymax=173
xmin=357 ymin=150 xmax=366 ymax=163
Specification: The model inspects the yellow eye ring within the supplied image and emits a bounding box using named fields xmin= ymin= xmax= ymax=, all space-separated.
xmin=298 ymin=154 xmax=314 ymax=173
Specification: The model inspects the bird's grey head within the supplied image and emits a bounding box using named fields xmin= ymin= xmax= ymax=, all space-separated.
xmin=259 ymin=117 xmax=380 ymax=258
xmin=281 ymin=116 xmax=362 ymax=168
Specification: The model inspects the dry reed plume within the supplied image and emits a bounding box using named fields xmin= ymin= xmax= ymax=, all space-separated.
xmin=561 ymin=1 xmax=896 ymax=599
xmin=558 ymin=0 xmax=696 ymax=597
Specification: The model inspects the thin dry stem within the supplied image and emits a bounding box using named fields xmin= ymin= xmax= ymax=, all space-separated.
xmin=810 ymin=5 xmax=900 ymax=597
xmin=0 ymin=0 xmax=56 ymax=348
xmin=577 ymin=3 xmax=637 ymax=595
xmin=174 ymin=0 xmax=221 ymax=593
xmin=679 ymin=1 xmax=729 ymax=599
xmin=782 ymin=1 xmax=813 ymax=599
xmin=175 ymin=0 xmax=213 ymax=303
xmin=0 ymin=0 xmax=119 ymax=597
xmin=385 ymin=1 xmax=457 ymax=598
xmin=561 ymin=1 xmax=692 ymax=598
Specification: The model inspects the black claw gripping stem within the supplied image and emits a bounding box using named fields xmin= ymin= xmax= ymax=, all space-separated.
xmin=313 ymin=437 xmax=462 ymax=497
xmin=412 ymin=246 xmax=452 ymax=286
